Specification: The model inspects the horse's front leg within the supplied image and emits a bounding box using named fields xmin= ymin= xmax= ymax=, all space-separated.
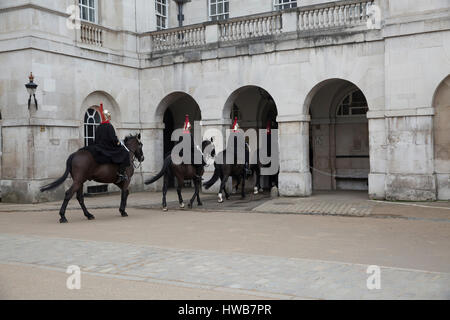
xmin=76 ymin=186 xmax=95 ymax=220
xmin=119 ymin=187 xmax=129 ymax=217
xmin=177 ymin=183 xmax=185 ymax=208
xmin=253 ymin=165 xmax=261 ymax=194
xmin=218 ymin=174 xmax=229 ymax=203
xmin=196 ymin=179 xmax=203 ymax=206
xmin=189 ymin=178 xmax=200 ymax=208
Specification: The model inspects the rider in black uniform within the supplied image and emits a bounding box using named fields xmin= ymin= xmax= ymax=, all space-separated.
xmin=93 ymin=106 xmax=130 ymax=183
xmin=181 ymin=115 xmax=203 ymax=180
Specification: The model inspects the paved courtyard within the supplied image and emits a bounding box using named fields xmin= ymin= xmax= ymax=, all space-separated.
xmin=0 ymin=190 xmax=449 ymax=299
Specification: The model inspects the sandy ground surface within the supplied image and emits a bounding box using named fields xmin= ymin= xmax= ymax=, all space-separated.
xmin=0 ymin=190 xmax=449 ymax=299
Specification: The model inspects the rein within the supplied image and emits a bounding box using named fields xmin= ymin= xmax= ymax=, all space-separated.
xmin=124 ymin=138 xmax=143 ymax=170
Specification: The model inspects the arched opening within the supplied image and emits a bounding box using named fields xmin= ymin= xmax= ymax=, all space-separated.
xmin=223 ymin=86 xmax=279 ymax=190
xmin=156 ymin=92 xmax=202 ymax=188
xmin=307 ymin=79 xmax=370 ymax=193
xmin=433 ymin=75 xmax=450 ymax=200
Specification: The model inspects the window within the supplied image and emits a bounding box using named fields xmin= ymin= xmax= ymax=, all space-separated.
xmin=156 ymin=0 xmax=168 ymax=30
xmin=79 ymin=0 xmax=97 ymax=23
xmin=336 ymin=90 xmax=368 ymax=117
xmin=209 ymin=0 xmax=229 ymax=21
xmin=84 ymin=107 xmax=101 ymax=146
xmin=274 ymin=0 xmax=297 ymax=11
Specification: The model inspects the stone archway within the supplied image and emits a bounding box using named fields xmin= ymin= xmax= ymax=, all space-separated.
xmin=433 ymin=75 xmax=450 ymax=200
xmin=307 ymin=79 xmax=370 ymax=193
xmin=223 ymin=85 xmax=279 ymax=190
xmin=155 ymin=92 xmax=202 ymax=188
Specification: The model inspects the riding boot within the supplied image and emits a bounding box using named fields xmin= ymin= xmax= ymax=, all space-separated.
xmin=244 ymin=162 xmax=252 ymax=176
xmin=116 ymin=163 xmax=129 ymax=184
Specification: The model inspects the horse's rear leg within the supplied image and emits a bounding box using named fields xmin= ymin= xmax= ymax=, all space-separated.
xmin=76 ymin=187 xmax=95 ymax=220
xmin=59 ymin=184 xmax=80 ymax=223
xmin=119 ymin=188 xmax=129 ymax=217
xmin=241 ymin=171 xmax=246 ymax=199
xmin=162 ymin=173 xmax=169 ymax=211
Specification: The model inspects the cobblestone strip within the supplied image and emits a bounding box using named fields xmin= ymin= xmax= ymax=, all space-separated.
xmin=252 ymin=199 xmax=375 ymax=216
xmin=0 ymin=233 xmax=449 ymax=299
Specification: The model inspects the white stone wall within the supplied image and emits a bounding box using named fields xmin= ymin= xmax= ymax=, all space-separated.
xmin=0 ymin=1 xmax=449 ymax=202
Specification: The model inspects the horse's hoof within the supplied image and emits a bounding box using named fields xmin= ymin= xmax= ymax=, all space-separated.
xmin=59 ymin=217 xmax=68 ymax=223
xmin=121 ymin=212 xmax=128 ymax=217
xmin=180 ymin=202 xmax=185 ymax=208
xmin=163 ymin=207 xmax=168 ymax=212
xmin=253 ymin=187 xmax=259 ymax=195
xmin=87 ymin=214 xmax=95 ymax=220
xmin=197 ymin=202 xmax=203 ymax=206
xmin=188 ymin=203 xmax=193 ymax=209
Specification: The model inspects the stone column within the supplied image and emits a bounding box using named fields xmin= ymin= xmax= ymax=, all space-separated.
xmin=367 ymin=112 xmax=387 ymax=199
xmin=277 ymin=115 xmax=312 ymax=197
xmin=384 ymin=112 xmax=436 ymax=201
xmin=200 ymin=119 xmax=232 ymax=194
xmin=141 ymin=123 xmax=164 ymax=191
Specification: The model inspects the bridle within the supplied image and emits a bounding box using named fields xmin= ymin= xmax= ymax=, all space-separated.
xmin=124 ymin=136 xmax=144 ymax=169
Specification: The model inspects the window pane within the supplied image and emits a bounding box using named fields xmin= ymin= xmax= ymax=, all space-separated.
xmin=351 ymin=107 xmax=368 ymax=115
xmin=224 ymin=2 xmax=229 ymax=13
xmin=89 ymin=0 xmax=94 ymax=8
xmin=81 ymin=0 xmax=87 ymax=5
xmin=218 ymin=2 xmax=223 ymax=14
xmin=89 ymin=9 xmax=95 ymax=22
xmin=211 ymin=5 xmax=216 ymax=15
xmin=82 ymin=7 xmax=88 ymax=20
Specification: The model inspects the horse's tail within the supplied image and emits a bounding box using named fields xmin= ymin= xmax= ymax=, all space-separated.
xmin=145 ymin=156 xmax=171 ymax=185
xmin=40 ymin=153 xmax=75 ymax=192
xmin=203 ymin=163 xmax=220 ymax=190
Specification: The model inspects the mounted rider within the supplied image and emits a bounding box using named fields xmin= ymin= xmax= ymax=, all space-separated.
xmin=179 ymin=115 xmax=203 ymax=180
xmin=92 ymin=103 xmax=130 ymax=183
xmin=227 ymin=117 xmax=251 ymax=175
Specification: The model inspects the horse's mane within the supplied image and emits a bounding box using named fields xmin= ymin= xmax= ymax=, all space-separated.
xmin=124 ymin=133 xmax=138 ymax=144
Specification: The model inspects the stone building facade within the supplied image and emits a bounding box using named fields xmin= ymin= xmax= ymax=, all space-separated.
xmin=0 ymin=0 xmax=449 ymax=203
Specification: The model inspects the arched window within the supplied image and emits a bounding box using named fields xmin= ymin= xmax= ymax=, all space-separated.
xmin=84 ymin=107 xmax=101 ymax=146
xmin=336 ymin=90 xmax=368 ymax=117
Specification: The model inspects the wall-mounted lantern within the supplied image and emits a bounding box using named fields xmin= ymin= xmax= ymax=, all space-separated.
xmin=25 ymin=72 xmax=38 ymax=110
xmin=173 ymin=0 xmax=191 ymax=27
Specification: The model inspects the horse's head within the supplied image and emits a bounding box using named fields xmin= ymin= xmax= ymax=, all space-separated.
xmin=201 ymin=138 xmax=215 ymax=165
xmin=124 ymin=133 xmax=145 ymax=163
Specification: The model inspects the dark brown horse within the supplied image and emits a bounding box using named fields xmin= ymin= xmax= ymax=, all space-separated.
xmin=40 ymin=134 xmax=144 ymax=223
xmin=145 ymin=140 xmax=214 ymax=211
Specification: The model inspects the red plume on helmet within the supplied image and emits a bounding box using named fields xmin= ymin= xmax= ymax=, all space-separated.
xmin=232 ymin=117 xmax=239 ymax=132
xmin=266 ymin=120 xmax=271 ymax=134
xmin=183 ymin=114 xmax=191 ymax=133
xmin=99 ymin=103 xmax=108 ymax=124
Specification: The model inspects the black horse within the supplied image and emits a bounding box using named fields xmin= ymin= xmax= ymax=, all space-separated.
xmin=145 ymin=140 xmax=214 ymax=211
xmin=40 ymin=134 xmax=144 ymax=223
xmin=203 ymin=147 xmax=248 ymax=203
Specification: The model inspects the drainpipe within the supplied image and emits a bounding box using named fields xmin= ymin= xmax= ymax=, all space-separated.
xmin=173 ymin=0 xmax=190 ymax=27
